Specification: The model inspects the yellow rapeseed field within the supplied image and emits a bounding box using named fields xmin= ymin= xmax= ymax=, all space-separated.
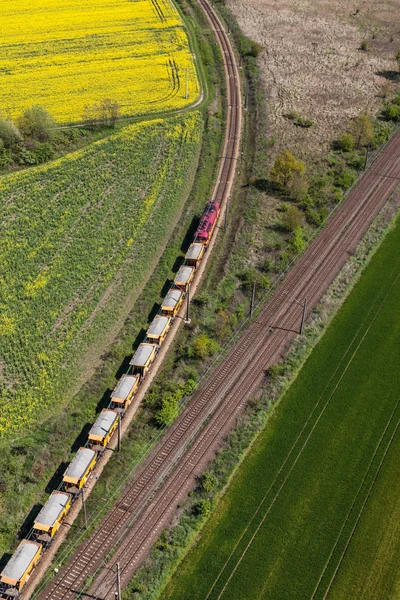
xmin=0 ymin=0 xmax=200 ymax=123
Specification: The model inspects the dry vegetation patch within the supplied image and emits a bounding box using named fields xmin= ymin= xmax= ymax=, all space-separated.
xmin=227 ymin=0 xmax=399 ymax=158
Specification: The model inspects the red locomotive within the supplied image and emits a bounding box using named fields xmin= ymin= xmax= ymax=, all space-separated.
xmin=194 ymin=201 xmax=221 ymax=246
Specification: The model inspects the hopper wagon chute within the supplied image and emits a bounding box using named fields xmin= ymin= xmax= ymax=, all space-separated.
xmin=146 ymin=315 xmax=171 ymax=346
xmin=161 ymin=288 xmax=184 ymax=317
xmin=185 ymin=242 xmax=205 ymax=268
xmin=0 ymin=540 xmax=42 ymax=595
xmin=62 ymin=447 xmax=97 ymax=494
xmin=111 ymin=374 xmax=139 ymax=411
xmin=173 ymin=265 xmax=195 ymax=293
xmin=32 ymin=491 xmax=71 ymax=544
xmin=129 ymin=343 xmax=157 ymax=377
xmin=88 ymin=409 xmax=119 ymax=451
xmin=195 ymin=201 xmax=221 ymax=246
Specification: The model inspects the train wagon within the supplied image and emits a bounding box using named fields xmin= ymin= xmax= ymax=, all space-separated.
xmin=110 ymin=374 xmax=139 ymax=411
xmin=146 ymin=315 xmax=171 ymax=346
xmin=33 ymin=491 xmax=71 ymax=543
xmin=88 ymin=409 xmax=119 ymax=450
xmin=174 ymin=265 xmax=195 ymax=293
xmin=161 ymin=288 xmax=184 ymax=317
xmin=62 ymin=447 xmax=97 ymax=494
xmin=185 ymin=242 xmax=205 ymax=268
xmin=195 ymin=201 xmax=221 ymax=246
xmin=130 ymin=343 xmax=157 ymax=377
xmin=0 ymin=540 xmax=42 ymax=593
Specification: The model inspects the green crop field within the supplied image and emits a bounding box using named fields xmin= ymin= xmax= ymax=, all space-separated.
xmin=163 ymin=214 xmax=400 ymax=600
xmin=0 ymin=112 xmax=202 ymax=440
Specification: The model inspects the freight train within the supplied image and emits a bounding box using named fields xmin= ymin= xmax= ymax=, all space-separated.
xmin=0 ymin=201 xmax=221 ymax=599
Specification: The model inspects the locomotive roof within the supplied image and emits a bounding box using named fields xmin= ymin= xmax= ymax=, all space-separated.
xmin=147 ymin=315 xmax=170 ymax=337
xmin=63 ymin=448 xmax=96 ymax=481
xmin=89 ymin=410 xmax=118 ymax=439
xmin=130 ymin=343 xmax=156 ymax=367
xmin=34 ymin=492 xmax=70 ymax=529
xmin=174 ymin=265 xmax=194 ymax=284
xmin=185 ymin=243 xmax=204 ymax=260
xmin=1 ymin=541 xmax=40 ymax=582
xmin=162 ymin=288 xmax=183 ymax=308
xmin=111 ymin=375 xmax=138 ymax=400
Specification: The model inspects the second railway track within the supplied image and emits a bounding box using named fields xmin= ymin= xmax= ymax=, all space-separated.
xmin=35 ymin=0 xmax=400 ymax=597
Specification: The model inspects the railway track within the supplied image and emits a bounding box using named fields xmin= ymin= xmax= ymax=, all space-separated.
xmin=35 ymin=0 xmax=400 ymax=597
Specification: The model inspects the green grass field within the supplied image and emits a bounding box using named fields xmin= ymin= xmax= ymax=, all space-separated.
xmin=162 ymin=213 xmax=400 ymax=600
xmin=0 ymin=112 xmax=202 ymax=440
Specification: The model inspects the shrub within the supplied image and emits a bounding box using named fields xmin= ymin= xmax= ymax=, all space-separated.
xmin=33 ymin=142 xmax=55 ymax=164
xmin=383 ymin=103 xmax=400 ymax=122
xmin=192 ymin=334 xmax=220 ymax=359
xmin=360 ymin=39 xmax=368 ymax=51
xmin=17 ymin=105 xmax=56 ymax=141
xmin=281 ymin=204 xmax=304 ymax=232
xmin=0 ymin=119 xmax=23 ymax=148
xmin=335 ymin=169 xmax=356 ymax=190
xmin=290 ymin=226 xmax=306 ymax=253
xmin=336 ymin=133 xmax=355 ymax=152
xmin=199 ymin=472 xmax=218 ymax=493
xmin=195 ymin=499 xmax=211 ymax=516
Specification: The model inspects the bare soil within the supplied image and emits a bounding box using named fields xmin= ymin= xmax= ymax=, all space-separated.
xmin=227 ymin=0 xmax=400 ymax=158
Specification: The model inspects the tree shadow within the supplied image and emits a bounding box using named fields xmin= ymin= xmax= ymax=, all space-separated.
xmin=376 ymin=70 xmax=400 ymax=82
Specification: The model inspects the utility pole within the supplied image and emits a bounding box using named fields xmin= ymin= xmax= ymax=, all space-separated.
xmin=299 ymin=298 xmax=307 ymax=335
xmin=117 ymin=415 xmax=121 ymax=452
xmin=116 ymin=563 xmax=121 ymax=600
xmin=364 ymin=144 xmax=369 ymax=169
xmin=81 ymin=488 xmax=88 ymax=530
xmin=250 ymin=281 xmax=256 ymax=316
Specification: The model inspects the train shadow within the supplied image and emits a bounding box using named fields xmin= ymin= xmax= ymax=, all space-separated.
xmin=180 ymin=215 xmax=200 ymax=253
xmin=45 ymin=461 xmax=70 ymax=494
xmin=0 ymin=552 xmax=12 ymax=571
xmin=18 ymin=503 xmax=42 ymax=540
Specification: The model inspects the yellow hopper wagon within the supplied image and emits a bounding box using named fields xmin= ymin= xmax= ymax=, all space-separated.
xmin=146 ymin=315 xmax=171 ymax=346
xmin=62 ymin=447 xmax=97 ymax=494
xmin=88 ymin=409 xmax=119 ymax=451
xmin=161 ymin=288 xmax=184 ymax=317
xmin=111 ymin=374 xmax=139 ymax=411
xmin=129 ymin=343 xmax=157 ymax=377
xmin=173 ymin=265 xmax=195 ymax=293
xmin=0 ymin=540 xmax=42 ymax=594
xmin=33 ymin=491 xmax=71 ymax=544
xmin=185 ymin=242 xmax=205 ymax=269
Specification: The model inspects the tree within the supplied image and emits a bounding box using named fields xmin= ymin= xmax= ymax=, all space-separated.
xmin=384 ymin=103 xmax=400 ymax=122
xmin=17 ymin=105 xmax=56 ymax=141
xmin=270 ymin=150 xmax=305 ymax=192
xmin=281 ymin=204 xmax=304 ymax=232
xmin=98 ymin=98 xmax=120 ymax=127
xmin=82 ymin=99 xmax=120 ymax=129
xmin=154 ymin=394 xmax=178 ymax=427
xmin=0 ymin=119 xmax=23 ymax=148
xmin=396 ymin=49 xmax=400 ymax=69
xmin=350 ymin=114 xmax=373 ymax=148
